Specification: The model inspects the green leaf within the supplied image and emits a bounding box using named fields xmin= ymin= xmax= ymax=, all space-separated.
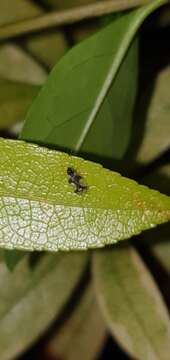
xmin=0 ymin=251 xmax=87 ymax=359
xmin=47 ymin=285 xmax=106 ymax=360
xmin=0 ymin=138 xmax=169 ymax=252
xmin=21 ymin=1 xmax=166 ymax=158
xmin=93 ymin=245 xmax=170 ymax=359
xmin=0 ymin=78 xmax=40 ymax=130
xmin=0 ymin=0 xmax=47 ymax=268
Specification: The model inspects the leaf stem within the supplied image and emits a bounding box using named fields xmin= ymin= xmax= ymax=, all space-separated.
xmin=0 ymin=0 xmax=154 ymax=41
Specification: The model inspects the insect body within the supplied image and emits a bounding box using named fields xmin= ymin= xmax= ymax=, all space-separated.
xmin=67 ymin=167 xmax=87 ymax=194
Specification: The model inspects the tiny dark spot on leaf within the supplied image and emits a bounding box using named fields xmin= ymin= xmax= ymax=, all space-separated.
xmin=67 ymin=167 xmax=87 ymax=194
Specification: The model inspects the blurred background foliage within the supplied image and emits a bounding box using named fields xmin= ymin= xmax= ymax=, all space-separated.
xmin=0 ymin=0 xmax=170 ymax=359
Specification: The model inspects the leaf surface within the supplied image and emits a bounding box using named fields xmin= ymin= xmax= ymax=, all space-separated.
xmin=25 ymin=31 xmax=67 ymax=70
xmin=0 ymin=0 xmax=46 ymax=85
xmin=0 ymin=138 xmax=169 ymax=252
xmin=93 ymin=246 xmax=170 ymax=360
xmin=46 ymin=285 xmax=106 ymax=360
xmin=0 ymin=0 xmax=53 ymax=268
xmin=0 ymin=0 xmax=67 ymax=72
xmin=0 ymin=78 xmax=40 ymax=130
xmin=136 ymin=66 xmax=170 ymax=163
xmin=0 ymin=251 xmax=86 ymax=359
xmin=0 ymin=6 xmax=89 ymax=356
xmin=141 ymin=164 xmax=170 ymax=274
xmin=0 ymin=44 xmax=46 ymax=84
xmin=4 ymin=250 xmax=26 ymax=271
xmin=0 ymin=0 xmax=39 ymax=26
xmin=143 ymin=221 xmax=170 ymax=275
xmin=23 ymin=0 xmax=68 ymax=69
xmin=21 ymin=0 xmax=166 ymax=158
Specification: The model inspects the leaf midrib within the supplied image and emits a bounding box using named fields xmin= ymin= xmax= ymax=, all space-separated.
xmin=0 ymin=193 xmax=169 ymax=216
xmin=75 ymin=0 xmax=167 ymax=152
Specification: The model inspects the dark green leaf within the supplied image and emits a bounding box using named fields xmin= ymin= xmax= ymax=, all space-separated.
xmin=4 ymin=250 xmax=26 ymax=271
xmin=21 ymin=2 xmax=166 ymax=158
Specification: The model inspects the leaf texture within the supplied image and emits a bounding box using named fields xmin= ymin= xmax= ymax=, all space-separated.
xmin=0 ymin=138 xmax=169 ymax=252
xmin=141 ymin=164 xmax=170 ymax=274
xmin=0 ymin=251 xmax=87 ymax=360
xmin=0 ymin=78 xmax=40 ymax=130
xmin=0 ymin=44 xmax=46 ymax=84
xmin=93 ymin=246 xmax=170 ymax=360
xmin=47 ymin=285 xmax=106 ymax=360
xmin=21 ymin=0 xmax=167 ymax=157
xmin=137 ymin=66 xmax=170 ymax=163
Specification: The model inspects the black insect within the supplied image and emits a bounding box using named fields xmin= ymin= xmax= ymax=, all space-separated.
xmin=67 ymin=167 xmax=87 ymax=194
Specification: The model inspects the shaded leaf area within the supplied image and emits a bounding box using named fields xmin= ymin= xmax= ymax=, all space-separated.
xmin=42 ymin=0 xmax=95 ymax=8
xmin=21 ymin=2 xmax=164 ymax=159
xmin=0 ymin=0 xmax=68 ymax=71
xmin=22 ymin=0 xmax=68 ymax=69
xmin=25 ymin=31 xmax=68 ymax=70
xmin=150 ymin=225 xmax=170 ymax=275
xmin=158 ymin=5 xmax=170 ymax=27
xmin=0 ymin=42 xmax=46 ymax=140
xmin=140 ymin=222 xmax=170 ymax=276
xmin=0 ymin=138 xmax=169 ymax=252
xmin=0 ymin=44 xmax=46 ymax=85
xmin=125 ymin=58 xmax=170 ymax=173
xmin=93 ymin=245 xmax=170 ymax=360
xmin=43 ymin=0 xmax=99 ymax=45
xmin=4 ymin=249 xmax=26 ymax=272
xmin=142 ymin=164 xmax=170 ymax=196
xmin=140 ymin=165 xmax=170 ymax=275
xmin=0 ymin=0 xmax=39 ymax=26
xmin=136 ymin=65 xmax=170 ymax=164
xmin=45 ymin=285 xmax=106 ymax=360
xmin=134 ymin=60 xmax=170 ymax=280
xmin=0 ymin=251 xmax=87 ymax=360
xmin=0 ymin=79 xmax=40 ymax=130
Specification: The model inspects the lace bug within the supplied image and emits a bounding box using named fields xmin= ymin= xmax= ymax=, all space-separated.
xmin=67 ymin=167 xmax=87 ymax=194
